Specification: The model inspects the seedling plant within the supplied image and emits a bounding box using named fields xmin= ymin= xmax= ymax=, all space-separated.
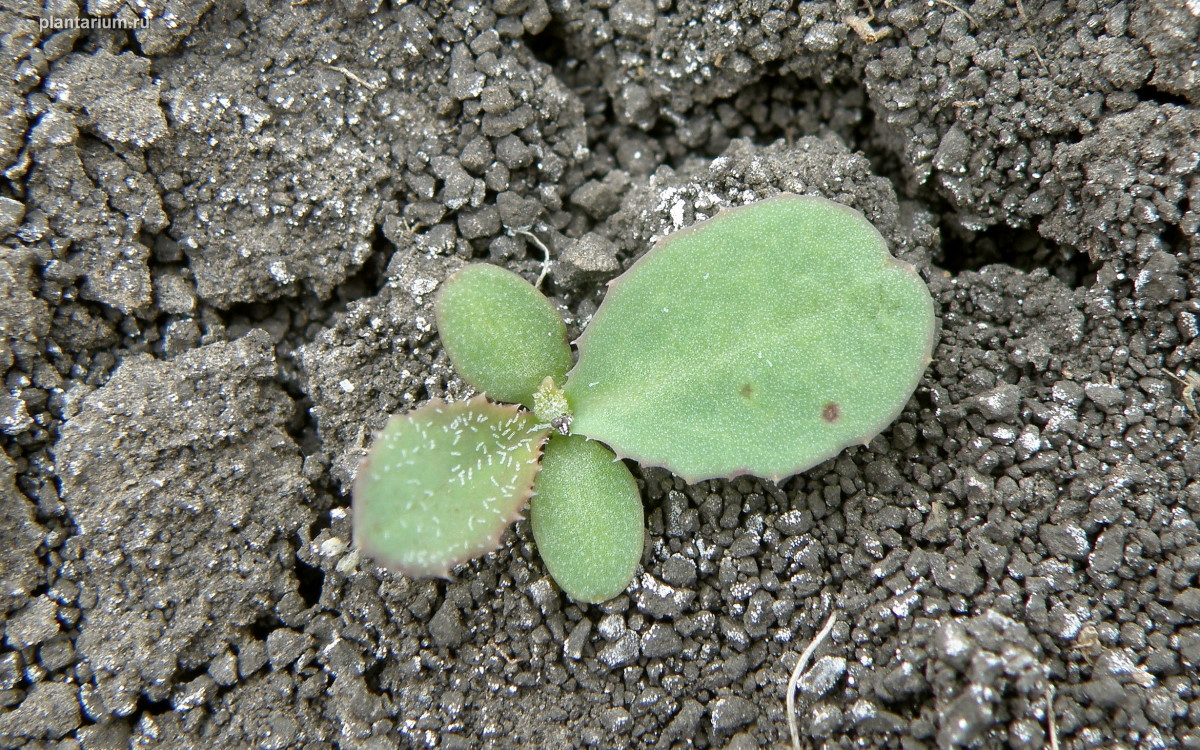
xmin=353 ymin=194 xmax=936 ymax=603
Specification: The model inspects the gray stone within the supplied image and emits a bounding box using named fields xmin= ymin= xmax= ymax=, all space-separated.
xmin=448 ymin=45 xmax=485 ymax=101
xmin=45 ymin=50 xmax=168 ymax=146
xmin=0 ymin=197 xmax=24 ymax=237
xmin=267 ymin=628 xmax=315 ymax=670
xmin=172 ymin=674 xmax=217 ymax=711
xmin=598 ymin=631 xmax=639 ymax=668
xmin=1087 ymin=527 xmax=1126 ymax=573
xmin=53 ymin=331 xmax=313 ymax=715
xmin=495 ymin=135 xmax=533 ymax=168
xmin=75 ymin=722 xmax=133 ymax=750
xmin=636 ymin=575 xmax=687 ymax=619
xmin=208 ymin=649 xmax=239 ymax=686
xmin=430 ymin=600 xmax=467 ymax=649
xmin=0 ymin=681 xmax=80 ymax=740
xmin=1174 ymin=588 xmax=1200 ymax=619
xmin=934 ymin=125 xmax=971 ymax=175
xmin=0 ymin=652 xmax=21 ymax=691
xmin=238 ymin=638 xmax=268 ymax=678
xmin=457 ymin=205 xmax=501 ymax=239
xmin=570 ymin=172 xmax=630 ymax=219
xmin=934 ymin=559 xmax=983 ymax=596
xmin=160 ymin=317 xmax=202 ymax=357
xmin=809 ymin=703 xmax=843 ymax=738
xmin=597 ymin=612 xmax=627 ymax=640
xmin=660 ymin=554 xmax=697 ymax=588
xmin=723 ymin=732 xmax=758 ymax=750
xmin=481 ymin=84 xmax=516 ymax=114
xmin=1079 ymin=677 xmax=1128 ymax=709
xmin=802 ymin=22 xmax=842 ymax=53
xmin=5 ymin=596 xmax=58 ymax=648
xmin=1051 ymin=380 xmax=1085 ymax=406
xmin=936 ymin=685 xmax=996 ymax=748
xmin=459 ymin=136 xmax=492 ymax=174
xmin=151 ymin=270 xmax=197 ymax=315
xmin=659 ymin=699 xmax=704 ymax=744
xmin=599 ymin=707 xmax=631 ymax=732
xmin=36 ymin=635 xmax=75 ymax=673
xmin=973 ymin=383 xmax=1020 ymax=422
xmin=1133 ymin=251 xmax=1185 ymax=305
xmin=775 ymin=509 xmax=812 ymax=536
xmin=614 ymin=83 xmax=656 ymax=129
xmin=430 ymin=155 xmax=475 ymax=210
xmin=934 ymin=621 xmax=972 ymax=668
xmin=864 ymin=459 xmax=903 ymax=492
xmin=799 ymin=655 xmax=846 ymax=697
xmin=0 ymin=392 xmax=31 ymax=436
xmin=496 ymin=191 xmax=542 ymax=229
xmin=1040 ymin=522 xmax=1091 ymax=561
xmin=564 ymin=619 xmax=590 ymax=660
xmin=0 ymin=83 xmax=27 ymax=170
xmin=609 ymin=0 xmax=656 ymax=39
xmin=481 ymin=104 xmax=535 ymax=137
xmin=1083 ymin=382 xmax=1123 ymax=409
xmin=640 ymin=623 xmax=683 ymax=658
xmin=709 ymin=695 xmax=756 ymax=731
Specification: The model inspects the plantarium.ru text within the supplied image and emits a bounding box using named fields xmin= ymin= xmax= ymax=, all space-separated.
xmin=353 ymin=194 xmax=937 ymax=603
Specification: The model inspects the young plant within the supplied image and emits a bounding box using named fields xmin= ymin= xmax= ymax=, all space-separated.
xmin=355 ymin=262 xmax=644 ymax=601
xmin=353 ymin=194 xmax=936 ymax=603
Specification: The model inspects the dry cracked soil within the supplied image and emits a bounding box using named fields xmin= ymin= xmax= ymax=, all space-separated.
xmin=0 ymin=0 xmax=1199 ymax=747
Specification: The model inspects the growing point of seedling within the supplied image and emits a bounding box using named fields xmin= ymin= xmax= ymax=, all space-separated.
xmin=353 ymin=397 xmax=548 ymax=577
xmin=533 ymin=376 xmax=572 ymax=434
xmin=565 ymin=194 xmax=937 ymax=483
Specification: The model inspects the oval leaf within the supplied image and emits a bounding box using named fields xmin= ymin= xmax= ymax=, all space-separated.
xmin=435 ymin=264 xmax=572 ymax=408
xmin=353 ymin=397 xmax=549 ymax=577
xmin=530 ymin=435 xmax=644 ymax=603
xmin=565 ymin=194 xmax=936 ymax=482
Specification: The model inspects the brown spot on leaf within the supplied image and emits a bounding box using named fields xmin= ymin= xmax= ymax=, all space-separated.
xmin=822 ymin=402 xmax=840 ymax=422
xmin=740 ymin=383 xmax=754 ymax=399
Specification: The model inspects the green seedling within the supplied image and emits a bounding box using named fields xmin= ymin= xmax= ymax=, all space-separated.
xmin=353 ymin=194 xmax=936 ymax=603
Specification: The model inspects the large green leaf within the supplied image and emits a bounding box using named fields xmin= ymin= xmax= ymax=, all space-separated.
xmin=435 ymin=264 xmax=572 ymax=409
xmin=353 ymin=397 xmax=549 ymax=577
xmin=530 ymin=435 xmax=643 ymax=603
xmin=565 ymin=194 xmax=936 ymax=483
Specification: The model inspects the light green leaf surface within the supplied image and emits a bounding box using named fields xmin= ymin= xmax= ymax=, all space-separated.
xmin=530 ymin=435 xmax=644 ymax=603
xmin=353 ymin=397 xmax=549 ymax=577
xmin=435 ymin=264 xmax=572 ymax=408
xmin=565 ymin=194 xmax=936 ymax=483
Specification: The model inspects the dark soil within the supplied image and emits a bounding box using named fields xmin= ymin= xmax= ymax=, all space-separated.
xmin=1 ymin=0 xmax=1198 ymax=747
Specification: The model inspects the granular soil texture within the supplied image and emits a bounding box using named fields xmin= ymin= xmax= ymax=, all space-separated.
xmin=1 ymin=0 xmax=1198 ymax=747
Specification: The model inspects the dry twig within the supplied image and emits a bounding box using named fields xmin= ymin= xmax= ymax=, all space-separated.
xmin=934 ymin=0 xmax=980 ymax=28
xmin=786 ymin=612 xmax=837 ymax=750
xmin=517 ymin=230 xmax=553 ymax=290
xmin=1046 ymin=683 xmax=1059 ymax=750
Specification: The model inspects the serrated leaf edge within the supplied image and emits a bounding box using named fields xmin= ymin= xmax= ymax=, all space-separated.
xmin=352 ymin=395 xmax=550 ymax=579
xmin=567 ymin=193 xmax=938 ymax=484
